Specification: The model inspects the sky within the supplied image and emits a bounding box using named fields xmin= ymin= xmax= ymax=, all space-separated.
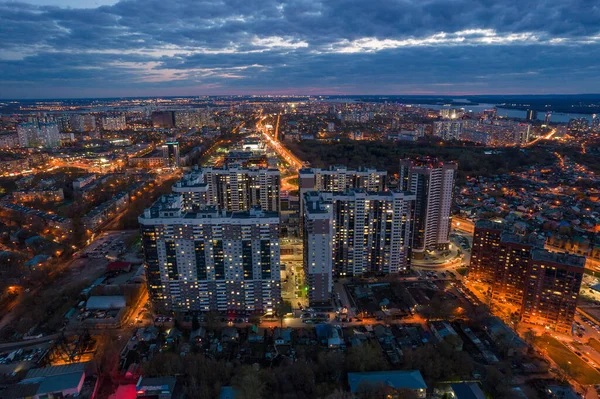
xmin=1 ymin=0 xmax=600 ymax=99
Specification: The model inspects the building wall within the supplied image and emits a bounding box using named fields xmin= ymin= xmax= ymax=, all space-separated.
xmin=303 ymin=190 xmax=414 ymax=305
xmin=139 ymin=204 xmax=281 ymax=313
xmin=399 ymin=158 xmax=457 ymax=254
xmin=174 ymin=167 xmax=280 ymax=212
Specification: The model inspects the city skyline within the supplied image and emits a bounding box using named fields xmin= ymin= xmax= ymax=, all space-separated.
xmin=2 ymin=0 xmax=600 ymax=98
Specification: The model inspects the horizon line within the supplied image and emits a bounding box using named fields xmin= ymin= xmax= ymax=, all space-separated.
xmin=3 ymin=92 xmax=600 ymax=101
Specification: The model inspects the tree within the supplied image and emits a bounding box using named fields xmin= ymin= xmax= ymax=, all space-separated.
xmin=523 ymin=329 xmax=537 ymax=346
xmin=94 ymin=331 xmax=124 ymax=377
xmin=324 ymin=389 xmax=352 ymax=399
xmin=232 ymin=366 xmax=266 ymax=399
xmin=318 ymin=351 xmax=345 ymax=382
xmin=346 ymin=343 xmax=386 ymax=372
xmin=192 ymin=314 xmax=200 ymax=331
xmin=422 ymin=293 xmax=454 ymax=321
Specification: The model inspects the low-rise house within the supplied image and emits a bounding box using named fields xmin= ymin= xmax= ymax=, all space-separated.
xmin=247 ymin=325 xmax=265 ymax=343
xmin=347 ymin=370 xmax=427 ymax=399
xmin=221 ymin=327 xmax=239 ymax=342
xmin=190 ymin=327 xmax=206 ymax=344
xmin=274 ymin=327 xmax=293 ymax=345
xmin=450 ymin=382 xmax=486 ymax=399
xmin=136 ymin=376 xmax=180 ymax=399
xmin=430 ymin=321 xmax=463 ymax=351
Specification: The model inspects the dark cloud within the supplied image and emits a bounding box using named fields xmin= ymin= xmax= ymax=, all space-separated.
xmin=0 ymin=0 xmax=599 ymax=98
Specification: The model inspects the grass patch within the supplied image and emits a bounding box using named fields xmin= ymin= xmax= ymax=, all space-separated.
xmin=456 ymin=267 xmax=469 ymax=276
xmin=537 ymin=335 xmax=600 ymax=385
xmin=588 ymin=338 xmax=600 ymax=354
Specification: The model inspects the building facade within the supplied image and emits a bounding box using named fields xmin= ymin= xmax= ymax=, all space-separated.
xmin=521 ymin=251 xmax=585 ymax=333
xmin=468 ymin=220 xmax=585 ymax=333
xmin=172 ymin=166 xmax=280 ymax=212
xmin=433 ymin=120 xmax=463 ymax=141
xmin=303 ymin=190 xmax=415 ymax=305
xmin=102 ymin=114 xmax=127 ymax=130
xmin=139 ymin=195 xmax=281 ymax=313
xmin=162 ymin=138 xmax=181 ymax=168
xmin=399 ymin=158 xmax=457 ymax=256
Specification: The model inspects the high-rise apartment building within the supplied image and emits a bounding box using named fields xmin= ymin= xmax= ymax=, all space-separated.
xmin=299 ymin=166 xmax=387 ymax=195
xmin=299 ymin=166 xmax=387 ymax=221
xmin=433 ymin=120 xmax=463 ymax=141
xmin=151 ymin=111 xmax=176 ymax=128
xmin=38 ymin=122 xmax=60 ymax=148
xmin=162 ymin=138 xmax=180 ymax=168
xmin=70 ymin=114 xmax=96 ymax=132
xmin=526 ymin=109 xmax=538 ymax=121
xmin=399 ymin=158 xmax=457 ymax=257
xmin=102 ymin=114 xmax=127 ymax=130
xmin=16 ymin=121 xmax=60 ymax=148
xmin=468 ymin=220 xmax=504 ymax=283
xmin=16 ymin=122 xmax=38 ymax=147
xmin=175 ymin=110 xmax=210 ymax=129
xmin=139 ymin=194 xmax=281 ymax=313
xmin=468 ymin=220 xmax=585 ymax=333
xmin=172 ymin=166 xmax=280 ymax=212
xmin=303 ymin=189 xmax=415 ymax=305
xmin=522 ymin=251 xmax=585 ymax=333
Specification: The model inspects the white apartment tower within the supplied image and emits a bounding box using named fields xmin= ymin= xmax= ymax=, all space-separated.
xmin=172 ymin=166 xmax=280 ymax=212
xmin=303 ymin=189 xmax=415 ymax=305
xmin=399 ymin=158 xmax=457 ymax=257
xmin=139 ymin=195 xmax=281 ymax=313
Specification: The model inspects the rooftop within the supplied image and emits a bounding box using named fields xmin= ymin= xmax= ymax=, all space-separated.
xmin=531 ymin=249 xmax=586 ymax=268
xmin=347 ymin=370 xmax=426 ymax=393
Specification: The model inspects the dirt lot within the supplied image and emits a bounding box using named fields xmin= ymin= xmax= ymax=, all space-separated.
xmin=0 ymin=230 xmax=140 ymax=342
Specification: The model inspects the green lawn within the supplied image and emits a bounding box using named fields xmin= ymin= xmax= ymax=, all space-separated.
xmin=537 ymin=335 xmax=600 ymax=385
xmin=588 ymin=338 xmax=600 ymax=354
xmin=456 ymin=267 xmax=469 ymax=276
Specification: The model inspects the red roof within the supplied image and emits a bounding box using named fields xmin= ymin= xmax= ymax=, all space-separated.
xmin=106 ymin=261 xmax=131 ymax=272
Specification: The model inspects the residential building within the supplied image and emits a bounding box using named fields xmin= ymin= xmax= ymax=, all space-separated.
xmin=299 ymin=165 xmax=387 ymax=222
xmin=135 ymin=376 xmax=179 ymax=399
xmin=399 ymin=158 xmax=457 ymax=257
xmin=521 ymin=250 xmax=585 ymax=333
xmin=299 ymin=166 xmax=386 ymax=198
xmin=303 ymin=190 xmax=415 ymax=305
xmin=70 ymin=114 xmax=96 ymax=132
xmin=468 ymin=220 xmax=586 ymax=333
xmin=139 ymin=194 xmax=281 ymax=313
xmin=162 ymin=138 xmax=181 ymax=168
xmin=526 ymin=109 xmax=538 ymax=121
xmin=151 ymin=111 xmax=176 ymax=128
xmin=102 ymin=114 xmax=127 ymax=130
xmin=73 ymin=174 xmax=97 ymax=190
xmin=347 ymin=370 xmax=427 ymax=398
xmin=15 ymin=121 xmax=60 ymax=148
xmin=38 ymin=122 xmax=61 ymax=147
xmin=82 ymin=191 xmax=129 ymax=232
xmin=0 ymin=131 xmax=19 ymax=149
xmin=433 ymin=120 xmax=463 ymax=140
xmin=467 ymin=220 xmax=504 ymax=283
xmin=12 ymin=188 xmax=64 ymax=203
xmin=16 ymin=122 xmax=37 ymax=147
xmin=129 ymin=151 xmax=166 ymax=168
xmin=172 ymin=166 xmax=280 ymax=212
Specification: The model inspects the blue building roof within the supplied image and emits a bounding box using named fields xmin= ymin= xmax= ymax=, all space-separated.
xmin=25 ymin=254 xmax=50 ymax=267
xmin=219 ymin=386 xmax=240 ymax=399
xmin=347 ymin=370 xmax=427 ymax=393
xmin=36 ymin=371 xmax=84 ymax=395
xmin=451 ymin=382 xmax=486 ymax=399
